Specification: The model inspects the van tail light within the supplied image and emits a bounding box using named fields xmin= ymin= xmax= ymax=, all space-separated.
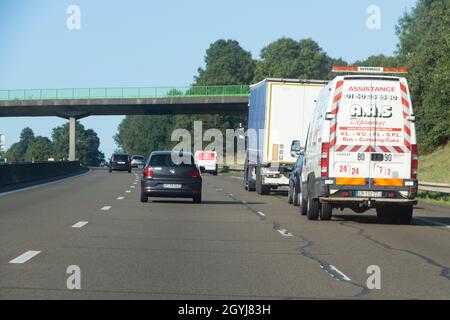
xmin=144 ymin=166 xmax=153 ymax=178
xmin=411 ymin=144 xmax=418 ymax=179
xmin=321 ymin=142 xmax=330 ymax=178
xmin=191 ymin=168 xmax=201 ymax=178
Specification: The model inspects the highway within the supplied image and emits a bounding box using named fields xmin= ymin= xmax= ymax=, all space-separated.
xmin=0 ymin=168 xmax=449 ymax=299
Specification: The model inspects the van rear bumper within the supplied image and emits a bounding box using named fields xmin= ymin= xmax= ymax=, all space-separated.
xmin=319 ymin=197 xmax=417 ymax=206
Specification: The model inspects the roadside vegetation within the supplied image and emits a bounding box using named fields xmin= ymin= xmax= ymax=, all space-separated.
xmin=419 ymin=142 xmax=450 ymax=184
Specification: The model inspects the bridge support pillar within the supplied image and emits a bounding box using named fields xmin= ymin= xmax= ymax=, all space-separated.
xmin=68 ymin=117 xmax=76 ymax=161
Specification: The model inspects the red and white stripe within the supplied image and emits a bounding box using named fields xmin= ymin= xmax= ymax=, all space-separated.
xmin=329 ymin=80 xmax=344 ymax=149
xmin=330 ymin=80 xmax=412 ymax=154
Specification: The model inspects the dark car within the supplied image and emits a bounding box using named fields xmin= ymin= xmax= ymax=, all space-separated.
xmin=109 ymin=153 xmax=132 ymax=173
xmin=287 ymin=154 xmax=305 ymax=209
xmin=140 ymin=151 xmax=203 ymax=203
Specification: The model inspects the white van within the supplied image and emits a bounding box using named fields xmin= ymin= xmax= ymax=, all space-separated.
xmin=195 ymin=151 xmax=218 ymax=176
xmin=300 ymin=67 xmax=418 ymax=224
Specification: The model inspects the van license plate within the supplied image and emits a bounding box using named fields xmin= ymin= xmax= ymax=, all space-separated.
xmin=163 ymin=184 xmax=182 ymax=189
xmin=356 ymin=191 xmax=382 ymax=198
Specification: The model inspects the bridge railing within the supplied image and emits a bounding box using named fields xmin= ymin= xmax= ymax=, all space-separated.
xmin=0 ymin=85 xmax=249 ymax=101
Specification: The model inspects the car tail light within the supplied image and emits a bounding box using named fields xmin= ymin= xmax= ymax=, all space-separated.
xmin=387 ymin=192 xmax=396 ymax=198
xmin=191 ymin=168 xmax=201 ymax=178
xmin=411 ymin=144 xmax=418 ymax=179
xmin=198 ymin=152 xmax=215 ymax=161
xmin=320 ymin=143 xmax=330 ymax=178
xmin=144 ymin=166 xmax=153 ymax=178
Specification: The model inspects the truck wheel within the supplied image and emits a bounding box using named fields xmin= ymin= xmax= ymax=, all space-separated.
xmin=287 ymin=183 xmax=293 ymax=204
xmin=306 ymin=195 xmax=319 ymax=221
xmin=320 ymin=203 xmax=333 ymax=221
xmin=397 ymin=205 xmax=413 ymax=225
xmin=299 ymin=188 xmax=307 ymax=216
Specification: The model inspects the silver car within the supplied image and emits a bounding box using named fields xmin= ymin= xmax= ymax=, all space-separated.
xmin=131 ymin=155 xmax=145 ymax=168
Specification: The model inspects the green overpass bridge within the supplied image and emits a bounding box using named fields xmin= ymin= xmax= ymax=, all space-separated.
xmin=0 ymin=85 xmax=249 ymax=160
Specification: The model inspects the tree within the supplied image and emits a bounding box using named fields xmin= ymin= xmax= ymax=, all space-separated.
xmin=25 ymin=136 xmax=54 ymax=162
xmin=195 ymin=39 xmax=256 ymax=85
xmin=254 ymin=38 xmax=333 ymax=82
xmin=114 ymin=115 xmax=175 ymax=157
xmin=5 ymin=127 xmax=36 ymax=162
xmin=396 ymin=0 xmax=450 ymax=152
xmin=52 ymin=121 xmax=104 ymax=166
xmin=353 ymin=54 xmax=400 ymax=68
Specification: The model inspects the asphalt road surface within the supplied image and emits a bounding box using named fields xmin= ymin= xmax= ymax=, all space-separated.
xmin=1 ymin=168 xmax=449 ymax=299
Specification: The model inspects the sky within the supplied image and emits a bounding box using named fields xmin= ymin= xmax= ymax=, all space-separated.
xmin=0 ymin=0 xmax=417 ymax=158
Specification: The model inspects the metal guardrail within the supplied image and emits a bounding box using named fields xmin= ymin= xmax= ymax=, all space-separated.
xmin=0 ymin=85 xmax=250 ymax=101
xmin=419 ymin=181 xmax=450 ymax=194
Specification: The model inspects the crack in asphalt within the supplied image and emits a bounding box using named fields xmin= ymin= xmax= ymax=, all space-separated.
xmin=208 ymin=181 xmax=372 ymax=299
xmin=339 ymin=221 xmax=450 ymax=281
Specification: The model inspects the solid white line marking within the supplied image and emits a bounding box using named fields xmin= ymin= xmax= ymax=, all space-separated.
xmin=257 ymin=211 xmax=266 ymax=217
xmin=9 ymin=251 xmax=41 ymax=264
xmin=329 ymin=265 xmax=352 ymax=281
xmin=125 ymin=190 xmax=131 ymax=193
xmin=117 ymin=196 xmax=125 ymax=200
xmin=131 ymin=186 xmax=135 ymax=189
xmin=101 ymin=206 xmax=111 ymax=211
xmin=72 ymin=221 xmax=88 ymax=228
xmin=415 ymin=217 xmax=450 ymax=228
xmin=277 ymin=229 xmax=293 ymax=237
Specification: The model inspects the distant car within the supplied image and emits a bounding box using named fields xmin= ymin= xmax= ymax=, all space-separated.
xmin=194 ymin=151 xmax=218 ymax=175
xmin=140 ymin=151 xmax=203 ymax=203
xmin=287 ymin=154 xmax=305 ymax=212
xmin=109 ymin=153 xmax=131 ymax=173
xmin=131 ymin=155 xmax=145 ymax=168
xmin=0 ymin=158 xmax=6 ymax=165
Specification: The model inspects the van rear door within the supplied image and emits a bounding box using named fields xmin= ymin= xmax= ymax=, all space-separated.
xmin=329 ymin=77 xmax=412 ymax=189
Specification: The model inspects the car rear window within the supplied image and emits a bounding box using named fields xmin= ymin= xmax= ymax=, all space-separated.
xmin=113 ymin=154 xmax=129 ymax=162
xmin=133 ymin=156 xmax=144 ymax=160
xmin=149 ymin=154 xmax=195 ymax=167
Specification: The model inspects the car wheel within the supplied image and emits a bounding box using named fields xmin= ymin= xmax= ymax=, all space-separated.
xmin=193 ymin=194 xmax=202 ymax=204
xmin=109 ymin=168 xmax=112 ymax=173
xmin=293 ymin=189 xmax=300 ymax=207
xmin=320 ymin=203 xmax=333 ymax=221
xmin=140 ymin=192 xmax=148 ymax=203
xmin=299 ymin=188 xmax=307 ymax=216
xmin=376 ymin=206 xmax=397 ymax=224
xmin=306 ymin=195 xmax=319 ymax=221
xmin=287 ymin=183 xmax=293 ymax=204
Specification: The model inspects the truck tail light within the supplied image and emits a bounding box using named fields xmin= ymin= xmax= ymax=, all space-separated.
xmin=191 ymin=168 xmax=201 ymax=178
xmin=321 ymin=142 xmax=330 ymax=178
xmin=411 ymin=144 xmax=418 ymax=179
xmin=144 ymin=166 xmax=153 ymax=178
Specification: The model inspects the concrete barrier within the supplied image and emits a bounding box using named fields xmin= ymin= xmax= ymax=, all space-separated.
xmin=0 ymin=161 xmax=84 ymax=189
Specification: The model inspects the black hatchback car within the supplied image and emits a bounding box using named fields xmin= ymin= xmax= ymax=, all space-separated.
xmin=109 ymin=153 xmax=132 ymax=173
xmin=140 ymin=151 xmax=203 ymax=203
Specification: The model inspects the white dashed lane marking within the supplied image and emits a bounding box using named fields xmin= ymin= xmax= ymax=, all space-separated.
xmin=415 ymin=217 xmax=450 ymax=228
xmin=72 ymin=221 xmax=88 ymax=228
xmin=257 ymin=211 xmax=266 ymax=217
xmin=326 ymin=265 xmax=352 ymax=282
xmin=276 ymin=229 xmax=293 ymax=237
xmin=9 ymin=251 xmax=41 ymax=264
xmin=125 ymin=190 xmax=131 ymax=193
xmin=101 ymin=206 xmax=111 ymax=211
xmin=117 ymin=197 xmax=125 ymax=200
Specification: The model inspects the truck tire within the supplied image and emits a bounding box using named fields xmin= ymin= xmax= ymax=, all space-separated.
xmin=320 ymin=203 xmax=333 ymax=221
xmin=287 ymin=183 xmax=293 ymax=204
xmin=306 ymin=195 xmax=319 ymax=221
xmin=256 ymin=167 xmax=270 ymax=195
xmin=140 ymin=192 xmax=148 ymax=203
xmin=299 ymin=188 xmax=307 ymax=216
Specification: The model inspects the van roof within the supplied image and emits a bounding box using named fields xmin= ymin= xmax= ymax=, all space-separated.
xmin=250 ymin=78 xmax=328 ymax=89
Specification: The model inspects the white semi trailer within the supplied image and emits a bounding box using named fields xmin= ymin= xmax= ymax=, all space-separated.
xmin=244 ymin=79 xmax=327 ymax=195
